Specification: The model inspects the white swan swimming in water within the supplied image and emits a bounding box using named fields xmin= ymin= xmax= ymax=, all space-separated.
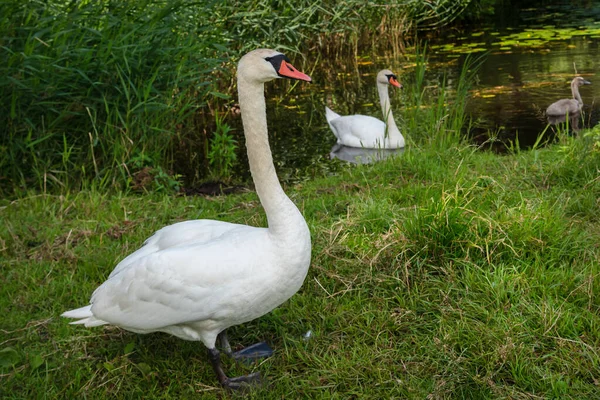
xmin=62 ymin=49 xmax=313 ymax=389
xmin=325 ymin=69 xmax=405 ymax=149
xmin=546 ymin=76 xmax=591 ymax=117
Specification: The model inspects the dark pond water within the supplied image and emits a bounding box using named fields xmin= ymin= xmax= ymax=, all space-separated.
xmin=427 ymin=1 xmax=600 ymax=148
xmin=227 ymin=1 xmax=600 ymax=182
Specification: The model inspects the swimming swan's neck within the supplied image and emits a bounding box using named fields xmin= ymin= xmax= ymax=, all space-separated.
xmin=377 ymin=82 xmax=401 ymax=141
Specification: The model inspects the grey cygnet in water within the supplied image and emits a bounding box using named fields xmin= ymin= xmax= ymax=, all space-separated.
xmin=546 ymin=76 xmax=591 ymax=117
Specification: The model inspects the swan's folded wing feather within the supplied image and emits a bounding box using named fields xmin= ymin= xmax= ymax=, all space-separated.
xmin=109 ymin=220 xmax=242 ymax=279
xmin=546 ymin=99 xmax=579 ymax=116
xmin=330 ymin=115 xmax=386 ymax=147
xmin=92 ymin=227 xmax=269 ymax=330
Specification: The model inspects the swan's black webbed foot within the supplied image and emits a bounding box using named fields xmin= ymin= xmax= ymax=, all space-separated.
xmin=222 ymin=372 xmax=262 ymax=390
xmin=208 ymin=347 xmax=263 ymax=390
xmin=218 ymin=330 xmax=274 ymax=361
xmin=231 ymin=341 xmax=274 ymax=361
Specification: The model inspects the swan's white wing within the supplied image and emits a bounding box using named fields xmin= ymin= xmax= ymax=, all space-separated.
xmin=91 ymin=225 xmax=274 ymax=331
xmin=109 ymin=220 xmax=242 ymax=279
xmin=329 ymin=115 xmax=386 ymax=148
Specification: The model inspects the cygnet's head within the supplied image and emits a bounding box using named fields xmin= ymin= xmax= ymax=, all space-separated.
xmin=238 ymin=49 xmax=312 ymax=84
xmin=572 ymin=76 xmax=591 ymax=87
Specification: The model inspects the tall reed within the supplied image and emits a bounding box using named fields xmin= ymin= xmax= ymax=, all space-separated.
xmin=0 ymin=0 xmax=226 ymax=195
xmin=401 ymin=44 xmax=485 ymax=148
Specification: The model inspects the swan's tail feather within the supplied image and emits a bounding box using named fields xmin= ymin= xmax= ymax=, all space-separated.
xmin=62 ymin=305 xmax=109 ymax=327
xmin=325 ymin=107 xmax=343 ymax=141
xmin=325 ymin=106 xmax=340 ymax=123
xmin=62 ymin=305 xmax=92 ymax=319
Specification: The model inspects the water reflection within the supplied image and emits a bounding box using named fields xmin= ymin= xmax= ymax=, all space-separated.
xmin=329 ymin=144 xmax=405 ymax=164
xmin=424 ymin=1 xmax=600 ymax=148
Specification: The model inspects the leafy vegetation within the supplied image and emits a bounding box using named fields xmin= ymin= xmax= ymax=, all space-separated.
xmin=0 ymin=0 xmax=227 ymax=195
xmin=1 ymin=0 xmax=476 ymax=196
xmin=207 ymin=112 xmax=238 ymax=181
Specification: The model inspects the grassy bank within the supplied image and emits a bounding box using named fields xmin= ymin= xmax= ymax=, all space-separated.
xmin=2 ymin=126 xmax=600 ymax=398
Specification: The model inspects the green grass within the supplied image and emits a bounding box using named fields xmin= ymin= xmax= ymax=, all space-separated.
xmin=2 ymin=128 xmax=600 ymax=398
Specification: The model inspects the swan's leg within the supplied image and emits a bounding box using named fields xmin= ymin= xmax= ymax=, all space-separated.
xmin=218 ymin=330 xmax=274 ymax=361
xmin=218 ymin=331 xmax=233 ymax=356
xmin=207 ymin=347 xmax=261 ymax=390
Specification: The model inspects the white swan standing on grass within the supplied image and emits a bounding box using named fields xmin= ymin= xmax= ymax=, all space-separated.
xmin=62 ymin=49 xmax=313 ymax=389
xmin=325 ymin=69 xmax=405 ymax=149
xmin=546 ymin=76 xmax=591 ymax=117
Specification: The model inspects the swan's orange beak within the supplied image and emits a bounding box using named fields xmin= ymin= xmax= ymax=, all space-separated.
xmin=389 ymin=76 xmax=402 ymax=88
xmin=278 ymin=61 xmax=312 ymax=82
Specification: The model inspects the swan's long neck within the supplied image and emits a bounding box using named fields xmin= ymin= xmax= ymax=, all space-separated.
xmin=377 ymin=83 xmax=402 ymax=142
xmin=237 ymin=74 xmax=307 ymax=237
xmin=572 ymin=81 xmax=584 ymax=106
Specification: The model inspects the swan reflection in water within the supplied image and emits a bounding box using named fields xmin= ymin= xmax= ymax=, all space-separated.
xmin=330 ymin=143 xmax=405 ymax=164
